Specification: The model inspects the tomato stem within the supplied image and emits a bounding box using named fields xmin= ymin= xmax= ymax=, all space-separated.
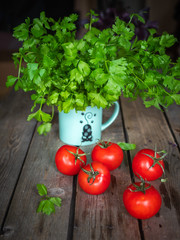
xmin=97 ymin=140 xmax=112 ymax=149
xmin=130 ymin=174 xmax=151 ymax=194
xmin=66 ymin=147 xmax=86 ymax=165
xmin=143 ymin=150 xmax=167 ymax=173
xmin=81 ymin=163 xmax=99 ymax=185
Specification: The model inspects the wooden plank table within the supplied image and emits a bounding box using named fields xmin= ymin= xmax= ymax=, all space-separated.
xmin=0 ymin=90 xmax=180 ymax=240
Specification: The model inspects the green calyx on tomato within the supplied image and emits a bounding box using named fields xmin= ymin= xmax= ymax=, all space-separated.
xmin=143 ymin=147 xmax=167 ymax=173
xmin=91 ymin=141 xmax=124 ymax=171
xmin=78 ymin=161 xmax=111 ymax=195
xmin=132 ymin=147 xmax=167 ymax=181
xmin=97 ymin=140 xmax=112 ymax=149
xmin=66 ymin=147 xmax=86 ymax=165
xmin=55 ymin=145 xmax=87 ymax=176
xmin=81 ymin=163 xmax=99 ymax=185
xmin=123 ymin=178 xmax=162 ymax=219
xmin=130 ymin=174 xmax=151 ymax=194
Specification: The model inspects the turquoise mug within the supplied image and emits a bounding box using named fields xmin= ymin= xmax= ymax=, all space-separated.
xmin=59 ymin=101 xmax=119 ymax=146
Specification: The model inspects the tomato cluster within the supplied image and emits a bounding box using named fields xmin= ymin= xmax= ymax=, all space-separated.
xmin=55 ymin=142 xmax=167 ymax=220
xmin=55 ymin=141 xmax=123 ymax=195
xmin=123 ymin=148 xmax=167 ymax=219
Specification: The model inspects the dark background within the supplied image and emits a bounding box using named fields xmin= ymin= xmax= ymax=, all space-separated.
xmin=0 ymin=0 xmax=180 ymax=50
xmin=0 ymin=0 xmax=74 ymax=32
xmin=0 ymin=0 xmax=179 ymax=33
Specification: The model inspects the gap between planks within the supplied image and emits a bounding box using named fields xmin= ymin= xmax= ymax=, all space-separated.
xmin=66 ymin=98 xmax=145 ymax=240
xmin=0 ymin=122 xmax=38 ymax=236
xmin=162 ymin=107 xmax=180 ymax=153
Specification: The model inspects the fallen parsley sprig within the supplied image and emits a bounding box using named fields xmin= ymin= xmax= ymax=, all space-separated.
xmin=117 ymin=142 xmax=136 ymax=150
xmin=36 ymin=184 xmax=62 ymax=215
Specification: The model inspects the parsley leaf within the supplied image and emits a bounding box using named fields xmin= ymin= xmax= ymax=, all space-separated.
xmin=6 ymin=75 xmax=18 ymax=87
xmin=37 ymin=123 xmax=52 ymax=135
xmin=36 ymin=184 xmax=62 ymax=216
xmin=37 ymin=184 xmax=48 ymax=196
xmin=117 ymin=142 xmax=136 ymax=150
xmin=7 ymin=10 xmax=180 ymax=135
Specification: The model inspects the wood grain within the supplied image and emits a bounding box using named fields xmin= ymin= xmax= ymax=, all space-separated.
xmin=0 ymin=112 xmax=74 ymax=240
xmin=73 ymin=102 xmax=141 ymax=240
xmin=0 ymin=91 xmax=37 ymax=228
xmin=165 ymin=104 xmax=180 ymax=147
xmin=1 ymin=91 xmax=180 ymax=240
xmin=121 ymin=97 xmax=180 ymax=240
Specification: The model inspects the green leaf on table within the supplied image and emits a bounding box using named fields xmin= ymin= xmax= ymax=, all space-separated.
xmin=117 ymin=142 xmax=136 ymax=150
xmin=37 ymin=199 xmax=55 ymax=215
xmin=36 ymin=184 xmax=62 ymax=216
xmin=37 ymin=199 xmax=46 ymax=213
xmin=37 ymin=184 xmax=47 ymax=196
xmin=49 ymin=197 xmax=62 ymax=207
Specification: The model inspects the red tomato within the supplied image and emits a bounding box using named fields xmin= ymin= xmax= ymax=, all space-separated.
xmin=132 ymin=149 xmax=165 ymax=181
xmin=123 ymin=182 xmax=162 ymax=219
xmin=78 ymin=161 xmax=111 ymax=195
xmin=91 ymin=141 xmax=123 ymax=171
xmin=55 ymin=145 xmax=87 ymax=176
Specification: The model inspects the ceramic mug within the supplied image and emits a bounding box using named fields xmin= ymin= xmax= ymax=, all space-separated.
xmin=59 ymin=101 xmax=119 ymax=146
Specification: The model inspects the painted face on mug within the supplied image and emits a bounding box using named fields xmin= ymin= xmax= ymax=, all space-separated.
xmin=80 ymin=112 xmax=97 ymax=142
xmin=59 ymin=102 xmax=119 ymax=146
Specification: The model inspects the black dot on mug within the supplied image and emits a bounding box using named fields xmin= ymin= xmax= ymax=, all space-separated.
xmin=94 ymin=114 xmax=96 ymax=116
xmin=80 ymin=120 xmax=83 ymax=123
xmin=91 ymin=121 xmax=94 ymax=123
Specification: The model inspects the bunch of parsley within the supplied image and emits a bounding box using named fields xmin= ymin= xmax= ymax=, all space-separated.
xmin=6 ymin=10 xmax=180 ymax=135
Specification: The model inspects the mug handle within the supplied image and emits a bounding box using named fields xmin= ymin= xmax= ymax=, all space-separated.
xmin=101 ymin=101 xmax=120 ymax=131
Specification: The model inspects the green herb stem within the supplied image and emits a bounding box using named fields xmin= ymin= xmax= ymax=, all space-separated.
xmin=128 ymin=66 xmax=150 ymax=90
xmin=105 ymin=61 xmax=109 ymax=73
xmin=18 ymin=55 xmax=23 ymax=80
xmin=130 ymin=56 xmax=145 ymax=77
xmin=51 ymin=105 xmax=55 ymax=119
xmin=89 ymin=12 xmax=92 ymax=31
